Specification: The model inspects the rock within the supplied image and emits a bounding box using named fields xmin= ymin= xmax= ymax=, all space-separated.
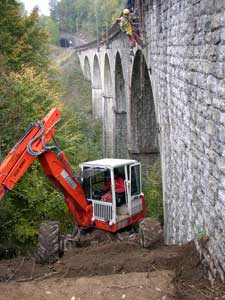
xmin=45 ymin=291 xmax=52 ymax=295
xmin=139 ymin=218 xmax=163 ymax=248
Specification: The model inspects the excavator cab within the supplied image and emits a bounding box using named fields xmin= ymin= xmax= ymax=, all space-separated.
xmin=80 ymin=159 xmax=145 ymax=232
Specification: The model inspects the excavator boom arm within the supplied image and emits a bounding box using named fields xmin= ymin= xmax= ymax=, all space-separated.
xmin=0 ymin=108 xmax=92 ymax=227
xmin=0 ymin=108 xmax=61 ymax=199
xmin=39 ymin=150 xmax=92 ymax=226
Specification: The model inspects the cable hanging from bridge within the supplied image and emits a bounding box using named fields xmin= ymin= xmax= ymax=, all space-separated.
xmin=138 ymin=0 xmax=146 ymax=39
xmin=75 ymin=13 xmax=81 ymax=54
xmin=94 ymin=0 xmax=100 ymax=51
xmin=104 ymin=0 xmax=109 ymax=48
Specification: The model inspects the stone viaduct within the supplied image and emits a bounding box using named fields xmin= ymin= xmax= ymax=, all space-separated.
xmin=77 ymin=0 xmax=225 ymax=282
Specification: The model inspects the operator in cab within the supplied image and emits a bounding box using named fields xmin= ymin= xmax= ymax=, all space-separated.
xmin=102 ymin=169 xmax=125 ymax=202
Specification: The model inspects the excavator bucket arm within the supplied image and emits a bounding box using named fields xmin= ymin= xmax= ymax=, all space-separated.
xmin=0 ymin=108 xmax=92 ymax=225
xmin=0 ymin=108 xmax=61 ymax=200
xmin=0 ymin=108 xmax=92 ymax=227
xmin=39 ymin=150 xmax=92 ymax=227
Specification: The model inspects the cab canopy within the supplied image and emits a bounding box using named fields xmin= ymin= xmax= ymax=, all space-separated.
xmin=79 ymin=158 xmax=143 ymax=227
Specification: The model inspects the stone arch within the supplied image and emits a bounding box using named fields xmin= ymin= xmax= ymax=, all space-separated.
xmin=104 ymin=54 xmax=112 ymax=97
xmin=130 ymin=50 xmax=160 ymax=173
xmin=84 ymin=56 xmax=91 ymax=81
xmin=93 ymin=55 xmax=102 ymax=89
xmin=114 ymin=52 xmax=128 ymax=158
xmin=92 ymin=55 xmax=103 ymax=119
xmin=103 ymin=54 xmax=113 ymax=156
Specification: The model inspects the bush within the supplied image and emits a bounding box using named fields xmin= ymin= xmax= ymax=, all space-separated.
xmin=0 ymin=1 xmax=102 ymax=248
xmin=143 ymin=161 xmax=164 ymax=224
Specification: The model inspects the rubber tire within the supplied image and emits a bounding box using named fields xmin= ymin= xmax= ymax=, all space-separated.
xmin=38 ymin=221 xmax=61 ymax=264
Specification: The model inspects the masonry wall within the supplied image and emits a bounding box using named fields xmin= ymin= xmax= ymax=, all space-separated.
xmin=144 ymin=0 xmax=225 ymax=281
xmin=78 ymin=0 xmax=225 ymax=281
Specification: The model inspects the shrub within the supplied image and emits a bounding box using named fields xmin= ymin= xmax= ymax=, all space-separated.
xmin=143 ymin=160 xmax=164 ymax=224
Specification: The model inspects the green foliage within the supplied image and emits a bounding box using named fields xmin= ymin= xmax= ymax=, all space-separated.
xmin=57 ymin=109 xmax=102 ymax=170
xmin=51 ymin=51 xmax=102 ymax=168
xmin=143 ymin=161 xmax=164 ymax=224
xmin=0 ymin=1 xmax=50 ymax=71
xmin=58 ymin=53 xmax=93 ymax=114
xmin=0 ymin=66 xmax=63 ymax=245
xmin=0 ymin=202 xmax=15 ymax=242
xmin=0 ymin=67 xmax=61 ymax=156
xmin=49 ymin=0 xmax=125 ymax=36
xmin=0 ymin=60 xmax=101 ymax=246
xmin=40 ymin=16 xmax=60 ymax=45
xmin=194 ymin=225 xmax=207 ymax=241
xmin=0 ymin=1 xmax=102 ymax=248
xmin=7 ymin=161 xmax=73 ymax=245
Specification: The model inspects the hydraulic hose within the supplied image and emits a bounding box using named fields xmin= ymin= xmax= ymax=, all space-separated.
xmin=27 ymin=121 xmax=46 ymax=156
xmin=27 ymin=119 xmax=61 ymax=156
xmin=41 ymin=118 xmax=61 ymax=153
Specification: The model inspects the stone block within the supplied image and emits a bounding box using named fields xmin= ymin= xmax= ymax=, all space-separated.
xmin=139 ymin=217 xmax=163 ymax=248
xmin=206 ymin=121 xmax=218 ymax=136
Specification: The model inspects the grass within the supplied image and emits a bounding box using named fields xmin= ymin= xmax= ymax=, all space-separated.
xmin=143 ymin=161 xmax=164 ymax=224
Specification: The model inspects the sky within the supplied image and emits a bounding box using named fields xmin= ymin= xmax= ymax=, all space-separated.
xmin=22 ymin=0 xmax=50 ymax=16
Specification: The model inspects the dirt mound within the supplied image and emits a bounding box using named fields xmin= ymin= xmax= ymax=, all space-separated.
xmin=175 ymin=241 xmax=205 ymax=282
xmin=0 ymin=271 xmax=176 ymax=300
xmin=175 ymin=241 xmax=225 ymax=300
xmin=54 ymin=240 xmax=183 ymax=278
xmin=0 ymin=239 xmax=224 ymax=300
xmin=0 ymin=240 xmax=182 ymax=282
xmin=0 ymin=257 xmax=53 ymax=282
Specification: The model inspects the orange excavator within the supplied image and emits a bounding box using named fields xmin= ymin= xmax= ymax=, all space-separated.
xmin=0 ymin=108 xmax=145 ymax=262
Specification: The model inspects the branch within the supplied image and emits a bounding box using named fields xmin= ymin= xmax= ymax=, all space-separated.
xmin=6 ymin=257 xmax=25 ymax=282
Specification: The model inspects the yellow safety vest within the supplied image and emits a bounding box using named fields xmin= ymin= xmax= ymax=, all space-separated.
xmin=119 ymin=15 xmax=132 ymax=36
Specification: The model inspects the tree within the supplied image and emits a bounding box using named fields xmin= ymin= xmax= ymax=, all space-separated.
xmin=0 ymin=67 xmax=65 ymax=246
xmin=0 ymin=0 xmax=103 ymax=248
xmin=40 ymin=16 xmax=60 ymax=45
xmin=49 ymin=0 xmax=125 ymax=36
xmin=143 ymin=161 xmax=164 ymax=224
xmin=0 ymin=1 xmax=49 ymax=71
xmin=0 ymin=1 xmax=64 ymax=246
xmin=49 ymin=0 xmax=59 ymax=21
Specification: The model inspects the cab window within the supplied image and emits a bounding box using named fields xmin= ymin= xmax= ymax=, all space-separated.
xmin=130 ymin=164 xmax=141 ymax=196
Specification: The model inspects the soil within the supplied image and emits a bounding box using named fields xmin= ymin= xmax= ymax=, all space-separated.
xmin=0 ymin=238 xmax=224 ymax=300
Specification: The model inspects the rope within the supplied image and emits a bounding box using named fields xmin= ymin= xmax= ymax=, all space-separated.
xmin=137 ymin=0 xmax=143 ymax=34
xmin=140 ymin=0 xmax=146 ymax=36
xmin=94 ymin=0 xmax=100 ymax=51
xmin=76 ymin=15 xmax=81 ymax=53
xmin=104 ymin=0 xmax=109 ymax=48
xmin=140 ymin=52 xmax=144 ymax=99
xmin=41 ymin=118 xmax=61 ymax=153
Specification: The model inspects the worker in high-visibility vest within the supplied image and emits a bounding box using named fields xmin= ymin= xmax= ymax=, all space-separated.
xmin=117 ymin=8 xmax=144 ymax=54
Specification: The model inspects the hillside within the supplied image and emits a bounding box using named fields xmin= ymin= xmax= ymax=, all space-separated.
xmin=49 ymin=46 xmax=103 ymax=170
xmin=50 ymin=45 xmax=93 ymax=114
